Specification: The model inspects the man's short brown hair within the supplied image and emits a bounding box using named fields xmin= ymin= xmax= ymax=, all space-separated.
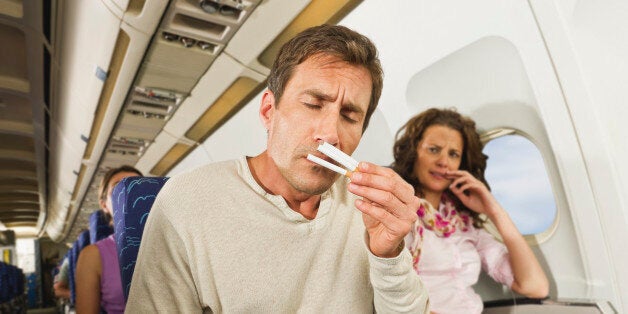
xmin=267 ymin=24 xmax=383 ymax=132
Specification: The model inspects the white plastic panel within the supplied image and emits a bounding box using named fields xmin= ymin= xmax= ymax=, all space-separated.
xmin=116 ymin=112 xmax=167 ymax=141
xmin=48 ymin=20 xmax=152 ymax=241
xmin=529 ymin=1 xmax=628 ymax=310
xmin=135 ymin=34 xmax=218 ymax=93
xmin=135 ymin=53 xmax=265 ymax=173
xmin=137 ymin=58 xmax=213 ymax=93
xmin=225 ymin=0 xmax=311 ymax=74
xmin=163 ymin=8 xmax=233 ymax=45
xmin=122 ymin=0 xmax=170 ymax=35
xmin=101 ymin=0 xmax=126 ymax=19
xmin=339 ymin=0 xmax=621 ymax=309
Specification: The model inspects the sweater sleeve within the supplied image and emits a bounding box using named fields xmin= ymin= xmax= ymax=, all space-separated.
xmin=126 ymin=200 xmax=207 ymax=313
xmin=368 ymin=246 xmax=430 ymax=313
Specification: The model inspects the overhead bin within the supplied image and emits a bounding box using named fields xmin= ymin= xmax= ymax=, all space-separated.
xmin=224 ymin=0 xmax=310 ymax=75
xmin=122 ymin=0 xmax=170 ymax=35
xmin=48 ymin=0 xmax=153 ymax=240
xmin=225 ymin=0 xmax=363 ymax=75
xmin=134 ymin=54 xmax=265 ymax=175
xmin=164 ymin=0 xmax=260 ymax=45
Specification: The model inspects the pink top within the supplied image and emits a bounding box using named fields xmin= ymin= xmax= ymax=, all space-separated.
xmin=407 ymin=216 xmax=514 ymax=313
xmin=95 ymin=235 xmax=124 ymax=314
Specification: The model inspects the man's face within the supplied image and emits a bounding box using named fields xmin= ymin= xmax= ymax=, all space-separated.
xmin=262 ymin=54 xmax=372 ymax=195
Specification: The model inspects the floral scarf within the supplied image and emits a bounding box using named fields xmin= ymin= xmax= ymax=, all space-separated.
xmin=410 ymin=194 xmax=472 ymax=272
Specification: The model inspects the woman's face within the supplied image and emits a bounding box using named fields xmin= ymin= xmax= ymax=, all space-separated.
xmin=413 ymin=125 xmax=464 ymax=197
xmin=103 ymin=171 xmax=140 ymax=215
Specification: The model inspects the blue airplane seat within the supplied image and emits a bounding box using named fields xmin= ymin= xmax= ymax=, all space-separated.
xmin=0 ymin=262 xmax=24 ymax=303
xmin=111 ymin=176 xmax=169 ymax=301
xmin=68 ymin=230 xmax=91 ymax=305
xmin=89 ymin=209 xmax=114 ymax=243
xmin=0 ymin=262 xmax=8 ymax=303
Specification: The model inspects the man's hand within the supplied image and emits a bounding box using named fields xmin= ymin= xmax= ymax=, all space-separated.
xmin=347 ymin=162 xmax=419 ymax=258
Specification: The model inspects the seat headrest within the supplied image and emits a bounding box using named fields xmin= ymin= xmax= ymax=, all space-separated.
xmin=111 ymin=176 xmax=169 ymax=301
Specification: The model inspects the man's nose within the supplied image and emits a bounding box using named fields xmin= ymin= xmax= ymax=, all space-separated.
xmin=314 ymin=111 xmax=340 ymax=146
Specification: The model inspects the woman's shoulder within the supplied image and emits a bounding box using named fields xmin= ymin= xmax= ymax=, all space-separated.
xmin=76 ymin=244 xmax=102 ymax=273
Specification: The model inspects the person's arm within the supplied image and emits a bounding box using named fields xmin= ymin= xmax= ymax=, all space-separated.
xmin=75 ymin=245 xmax=102 ymax=314
xmin=348 ymin=162 xmax=430 ymax=313
xmin=448 ymin=170 xmax=549 ymax=298
xmin=126 ymin=201 xmax=204 ymax=312
xmin=485 ymin=207 xmax=549 ymax=298
xmin=53 ymin=281 xmax=71 ymax=299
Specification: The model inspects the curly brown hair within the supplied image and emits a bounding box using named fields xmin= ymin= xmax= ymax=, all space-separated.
xmin=391 ymin=108 xmax=488 ymax=228
xmin=267 ymin=24 xmax=383 ymax=132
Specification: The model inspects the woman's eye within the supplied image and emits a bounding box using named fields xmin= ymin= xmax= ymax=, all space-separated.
xmin=450 ymin=152 xmax=460 ymax=158
xmin=428 ymin=147 xmax=439 ymax=153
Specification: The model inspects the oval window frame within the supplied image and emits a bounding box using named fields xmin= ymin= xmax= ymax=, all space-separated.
xmin=479 ymin=128 xmax=559 ymax=245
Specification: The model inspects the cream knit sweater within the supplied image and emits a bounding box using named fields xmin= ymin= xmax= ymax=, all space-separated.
xmin=126 ymin=157 xmax=429 ymax=313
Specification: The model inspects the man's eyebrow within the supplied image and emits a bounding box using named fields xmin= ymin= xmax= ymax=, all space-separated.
xmin=303 ymin=89 xmax=365 ymax=114
xmin=303 ymin=89 xmax=334 ymax=102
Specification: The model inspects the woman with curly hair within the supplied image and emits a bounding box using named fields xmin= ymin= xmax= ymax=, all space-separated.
xmin=392 ymin=108 xmax=548 ymax=313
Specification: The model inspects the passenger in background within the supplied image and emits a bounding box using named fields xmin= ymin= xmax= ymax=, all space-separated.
xmin=75 ymin=166 xmax=143 ymax=314
xmin=52 ymin=256 xmax=70 ymax=300
xmin=127 ymin=24 xmax=429 ymax=313
xmin=392 ymin=108 xmax=549 ymax=313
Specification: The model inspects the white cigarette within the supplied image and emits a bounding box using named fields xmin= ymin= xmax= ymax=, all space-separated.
xmin=307 ymin=154 xmax=349 ymax=176
xmin=317 ymin=142 xmax=359 ymax=171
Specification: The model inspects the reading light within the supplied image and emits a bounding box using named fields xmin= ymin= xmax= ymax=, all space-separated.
xmin=197 ymin=41 xmax=214 ymax=51
xmin=180 ymin=37 xmax=196 ymax=48
xmin=162 ymin=32 xmax=179 ymax=41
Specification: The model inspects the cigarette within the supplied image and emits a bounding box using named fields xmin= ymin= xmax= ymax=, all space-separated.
xmin=307 ymin=154 xmax=351 ymax=177
xmin=317 ymin=141 xmax=359 ymax=171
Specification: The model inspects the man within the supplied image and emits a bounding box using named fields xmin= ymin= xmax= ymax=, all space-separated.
xmin=127 ymin=24 xmax=430 ymax=313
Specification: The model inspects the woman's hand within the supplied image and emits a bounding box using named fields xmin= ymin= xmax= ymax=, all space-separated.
xmin=448 ymin=170 xmax=549 ymax=298
xmin=446 ymin=170 xmax=501 ymax=217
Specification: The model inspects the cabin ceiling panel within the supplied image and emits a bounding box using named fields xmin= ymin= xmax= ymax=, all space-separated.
xmin=223 ymin=0 xmax=309 ymax=73
xmin=0 ymin=133 xmax=34 ymax=152
xmin=163 ymin=54 xmax=254 ymax=137
xmin=0 ymin=0 xmax=23 ymax=18
xmin=58 ymin=23 xmax=153 ymax=242
xmin=0 ymin=24 xmax=29 ymax=93
xmin=0 ymin=193 xmax=39 ymax=203
xmin=0 ymin=92 xmax=31 ymax=122
xmin=0 ymin=178 xmax=38 ymax=194
xmin=122 ymin=0 xmax=169 ymax=35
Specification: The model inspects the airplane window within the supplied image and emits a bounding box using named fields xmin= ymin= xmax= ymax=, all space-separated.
xmin=483 ymin=134 xmax=557 ymax=235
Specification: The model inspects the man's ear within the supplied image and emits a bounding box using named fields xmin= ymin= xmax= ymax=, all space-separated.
xmin=259 ymin=89 xmax=276 ymax=130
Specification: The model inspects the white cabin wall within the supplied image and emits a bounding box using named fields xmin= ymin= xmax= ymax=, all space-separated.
xmin=340 ymin=0 xmax=623 ymax=309
xmin=529 ymin=0 xmax=628 ymax=308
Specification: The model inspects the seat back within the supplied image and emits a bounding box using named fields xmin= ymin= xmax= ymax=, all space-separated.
xmin=68 ymin=230 xmax=90 ymax=305
xmin=111 ymin=176 xmax=169 ymax=301
xmin=89 ymin=209 xmax=114 ymax=243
